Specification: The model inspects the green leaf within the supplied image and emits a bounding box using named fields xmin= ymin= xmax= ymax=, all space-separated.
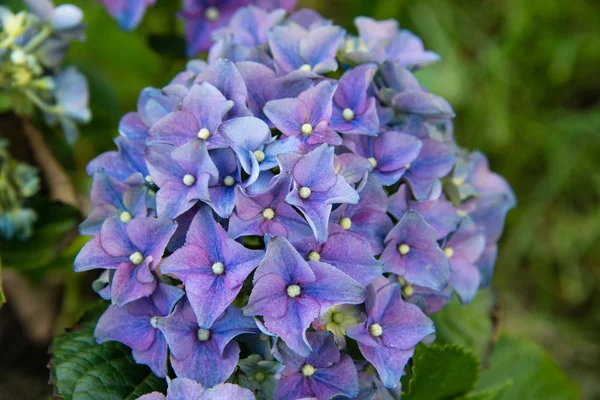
xmin=430 ymin=289 xmax=495 ymax=358
xmin=51 ymin=303 xmax=167 ymax=400
xmin=403 ymin=344 xmax=480 ymax=400
xmin=459 ymin=382 xmax=512 ymax=400
xmin=476 ymin=334 xmax=580 ymax=400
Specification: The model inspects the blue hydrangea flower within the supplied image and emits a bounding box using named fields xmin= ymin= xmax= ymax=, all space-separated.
xmin=160 ymin=206 xmax=264 ymax=327
xmin=138 ymin=377 xmax=255 ymax=400
xmin=155 ymin=300 xmax=259 ymax=388
xmin=244 ymin=236 xmax=365 ymax=356
xmin=346 ymin=277 xmax=435 ymax=388
xmin=275 ymin=331 xmax=359 ymax=399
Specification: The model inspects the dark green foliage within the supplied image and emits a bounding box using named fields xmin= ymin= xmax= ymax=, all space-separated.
xmin=50 ymin=303 xmax=167 ymax=400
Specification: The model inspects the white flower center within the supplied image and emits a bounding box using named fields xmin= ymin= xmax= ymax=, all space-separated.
xmin=212 ymin=262 xmax=225 ymax=275
xmin=308 ymin=251 xmax=320 ymax=262
xmin=129 ymin=251 xmax=144 ymax=265
xmin=254 ymin=150 xmax=265 ymax=163
xmin=287 ymin=284 xmax=301 ymax=298
xmin=369 ymin=323 xmax=383 ymax=337
xmin=204 ymin=6 xmax=220 ymax=21
xmin=150 ymin=316 xmax=159 ymax=328
xmin=342 ymin=108 xmax=355 ymax=121
xmin=404 ymin=163 xmax=411 ymax=170
xmin=368 ymin=157 xmax=377 ymax=169
xmin=299 ymin=64 xmax=312 ymax=72
xmin=262 ymin=208 xmax=275 ymax=220
xmin=301 ymin=123 xmax=313 ymax=136
xmin=444 ymin=247 xmax=454 ymax=259
xmin=10 ymin=49 xmax=26 ymax=65
xmin=197 ymin=328 xmax=210 ymax=341
xmin=398 ymin=244 xmax=410 ymax=255
xmin=339 ymin=217 xmax=352 ymax=230
xmin=299 ymin=187 xmax=312 ymax=199
xmin=224 ymin=176 xmax=235 ymax=186
xmin=301 ymin=364 xmax=316 ymax=377
xmin=145 ymin=175 xmax=154 ymax=185
xmin=403 ymin=285 xmax=414 ymax=297
xmin=198 ymin=128 xmax=211 ymax=140
xmin=119 ymin=211 xmax=132 ymax=223
xmin=183 ymin=174 xmax=196 ymax=186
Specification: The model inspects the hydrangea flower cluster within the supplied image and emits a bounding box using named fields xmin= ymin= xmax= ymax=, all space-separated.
xmin=0 ymin=0 xmax=91 ymax=142
xmin=0 ymin=138 xmax=40 ymax=240
xmin=76 ymin=6 xmax=515 ymax=399
xmin=98 ymin=0 xmax=296 ymax=55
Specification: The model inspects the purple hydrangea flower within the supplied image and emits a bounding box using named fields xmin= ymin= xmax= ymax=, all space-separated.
xmin=379 ymin=62 xmax=455 ymax=120
xmin=380 ymin=210 xmax=450 ymax=290
xmin=330 ymin=173 xmax=394 ymax=255
xmin=442 ymin=218 xmax=485 ymax=303
xmin=347 ymin=17 xmax=440 ymax=69
xmin=291 ymin=230 xmax=383 ymax=287
xmin=160 ymin=206 xmax=264 ymax=327
xmin=148 ymin=82 xmax=234 ymax=149
xmin=343 ymin=128 xmax=422 ymax=186
xmin=94 ymin=282 xmax=184 ymax=377
xmin=267 ymin=23 xmax=345 ymax=74
xmin=74 ymin=216 xmax=176 ymax=305
xmin=346 ymin=277 xmax=435 ymax=388
xmin=264 ymin=81 xmax=341 ymax=148
xmin=274 ymin=331 xmax=359 ymax=400
xmin=228 ymin=174 xmax=312 ymax=241
xmin=144 ymin=141 xmax=219 ymax=219
xmin=138 ymin=377 xmax=255 ymax=400
xmin=79 ymin=170 xmax=150 ymax=236
xmin=388 ymin=184 xmax=461 ymax=240
xmin=155 ymin=300 xmax=259 ymax=388
xmin=244 ymin=236 xmax=365 ymax=356
xmin=206 ymin=148 xmax=241 ymax=218
xmin=99 ymin=0 xmax=156 ymax=31
xmin=331 ymin=63 xmax=380 ymax=136
xmin=87 ymin=136 xmax=150 ymax=183
xmin=278 ymin=144 xmax=360 ymax=242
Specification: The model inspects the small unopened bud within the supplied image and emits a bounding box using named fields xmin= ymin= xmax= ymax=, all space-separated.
xmin=119 ymin=211 xmax=132 ymax=223
xmin=403 ymin=285 xmax=414 ymax=297
xmin=254 ymin=150 xmax=265 ymax=163
xmin=301 ymin=123 xmax=313 ymax=136
xmin=342 ymin=108 xmax=355 ymax=121
xmin=183 ymin=174 xmax=196 ymax=187
xmin=301 ymin=364 xmax=316 ymax=377
xmin=129 ymin=251 xmax=144 ymax=265
xmin=197 ymin=328 xmax=210 ymax=341
xmin=398 ymin=244 xmax=410 ymax=255
xmin=368 ymin=157 xmax=377 ymax=169
xmin=332 ymin=313 xmax=344 ymax=324
xmin=254 ymin=371 xmax=266 ymax=382
xmin=339 ymin=217 xmax=352 ymax=230
xmin=212 ymin=262 xmax=225 ymax=275
xmin=224 ymin=176 xmax=235 ymax=186
xmin=10 ymin=49 xmax=26 ymax=65
xmin=198 ymin=128 xmax=211 ymax=140
xmin=369 ymin=323 xmax=383 ymax=337
xmin=286 ymin=284 xmax=301 ymax=298
xmin=444 ymin=247 xmax=454 ymax=259
xmin=299 ymin=187 xmax=311 ymax=199
xmin=205 ymin=6 xmax=220 ymax=21
xmin=308 ymin=251 xmax=320 ymax=262
xmin=262 ymin=207 xmax=275 ymax=220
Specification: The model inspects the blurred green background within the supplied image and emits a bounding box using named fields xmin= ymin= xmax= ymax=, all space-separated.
xmin=0 ymin=0 xmax=599 ymax=398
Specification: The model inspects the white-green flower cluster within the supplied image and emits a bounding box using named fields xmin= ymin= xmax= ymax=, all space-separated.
xmin=0 ymin=0 xmax=90 ymax=142
xmin=0 ymin=138 xmax=40 ymax=240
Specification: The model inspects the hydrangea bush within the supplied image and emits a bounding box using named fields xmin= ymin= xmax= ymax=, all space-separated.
xmin=0 ymin=0 xmax=91 ymax=142
xmin=74 ymin=5 xmax=515 ymax=399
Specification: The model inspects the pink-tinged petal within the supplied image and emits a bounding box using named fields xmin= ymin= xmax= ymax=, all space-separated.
xmin=132 ymin=332 xmax=168 ymax=377
xmin=111 ymin=262 xmax=157 ymax=306
xmin=148 ymin=111 xmax=198 ymax=146
xmin=449 ymin=255 xmax=481 ymax=304
xmin=263 ymin=97 xmax=306 ymax=137
xmin=298 ymin=81 xmax=337 ymax=126
xmin=74 ymin=236 xmax=123 ymax=271
xmin=308 ymin=353 xmax=359 ymax=399
xmin=300 ymin=26 xmax=345 ymax=74
xmin=358 ymin=343 xmax=413 ymax=389
xmin=244 ymin=273 xmax=289 ymax=319
xmin=304 ymin=261 xmax=366 ymax=308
